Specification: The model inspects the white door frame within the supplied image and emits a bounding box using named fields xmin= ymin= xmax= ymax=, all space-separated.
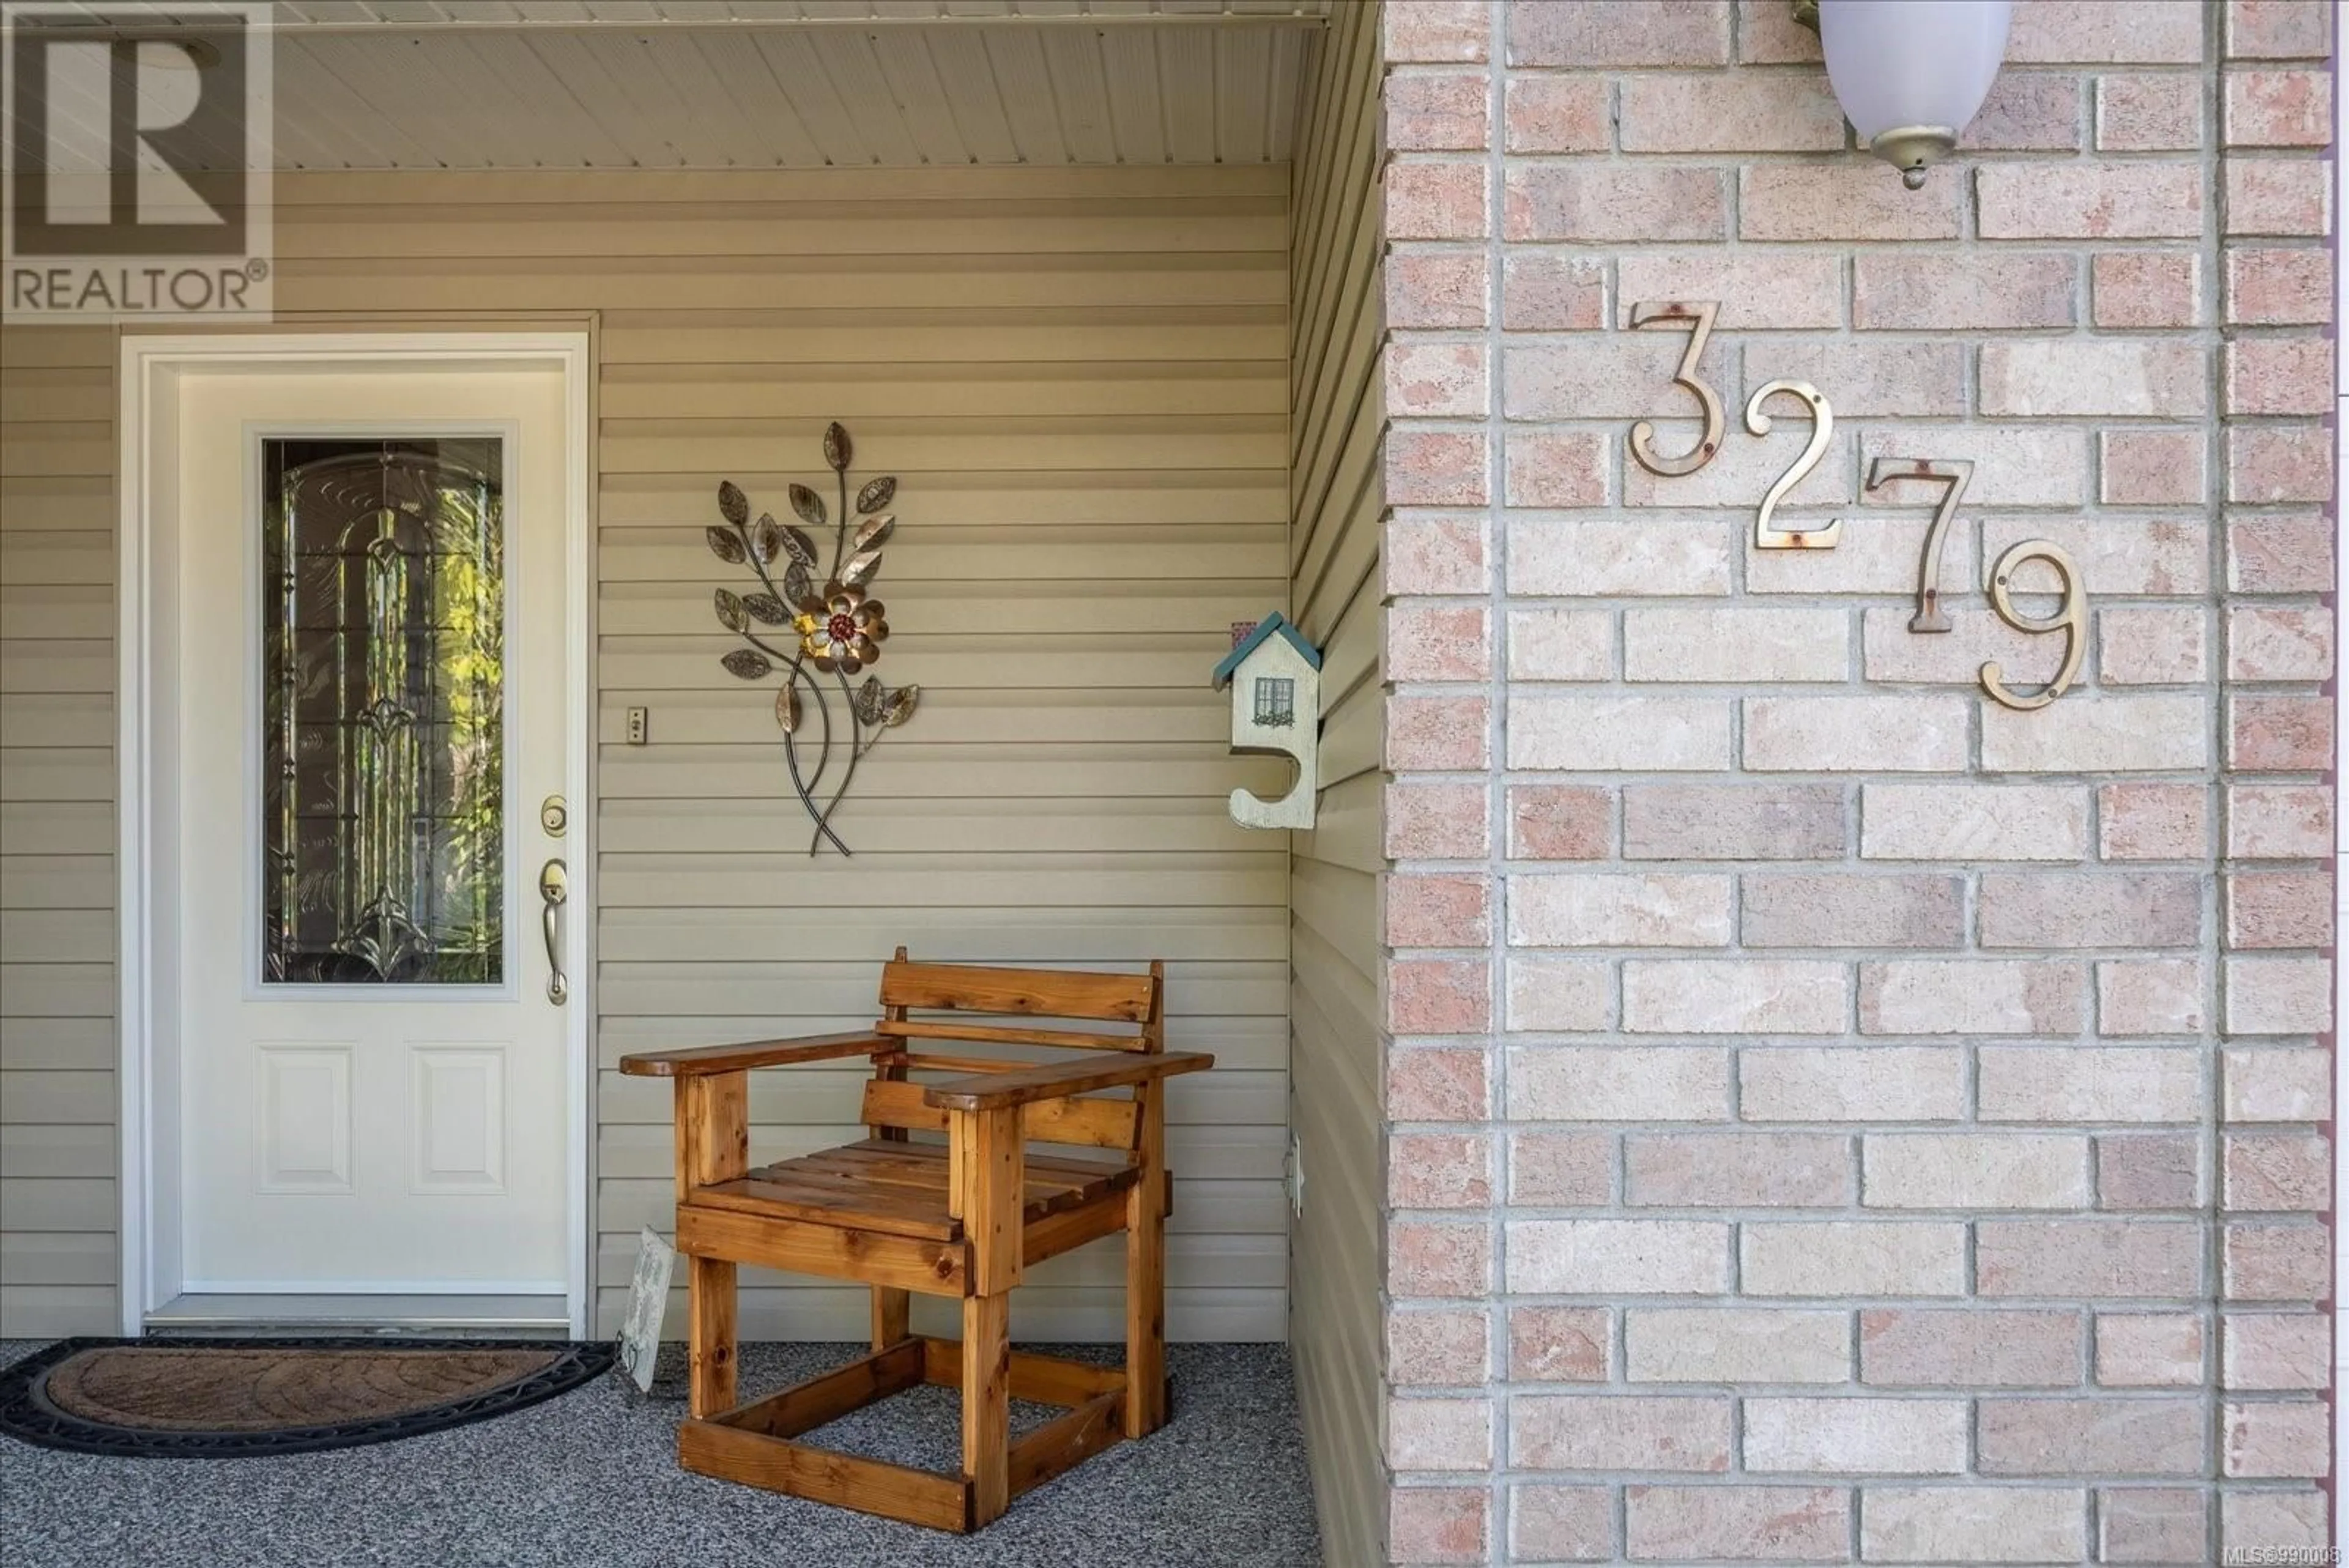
xmin=116 ymin=332 xmax=595 ymax=1337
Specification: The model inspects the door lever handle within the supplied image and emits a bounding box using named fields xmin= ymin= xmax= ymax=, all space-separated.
xmin=538 ymin=858 xmax=568 ymax=1005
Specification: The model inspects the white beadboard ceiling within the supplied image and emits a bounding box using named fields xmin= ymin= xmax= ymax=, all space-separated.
xmin=32 ymin=1 xmax=1333 ymax=169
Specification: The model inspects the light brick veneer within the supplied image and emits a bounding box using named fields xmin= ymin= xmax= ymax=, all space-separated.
xmin=1378 ymin=1 xmax=2333 ymax=1562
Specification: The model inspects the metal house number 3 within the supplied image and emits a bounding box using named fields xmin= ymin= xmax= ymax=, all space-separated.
xmin=1622 ymin=299 xmax=2085 ymax=713
xmin=1626 ymin=300 xmax=1725 ymax=478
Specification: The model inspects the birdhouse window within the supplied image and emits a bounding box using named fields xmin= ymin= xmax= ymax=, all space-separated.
xmin=1252 ymin=677 xmax=1295 ymax=728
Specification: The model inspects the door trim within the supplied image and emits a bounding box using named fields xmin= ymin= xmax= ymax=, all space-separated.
xmin=116 ymin=332 xmax=595 ymax=1337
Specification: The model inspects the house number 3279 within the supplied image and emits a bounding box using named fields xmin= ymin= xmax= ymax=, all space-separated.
xmin=1625 ymin=300 xmax=2085 ymax=713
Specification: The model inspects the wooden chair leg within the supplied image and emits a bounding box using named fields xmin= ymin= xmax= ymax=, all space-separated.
xmin=688 ymin=1255 xmax=738 ymax=1419
xmin=1124 ymin=1171 xmax=1167 ymax=1438
xmin=872 ymin=1286 xmax=910 ymax=1350
xmin=962 ymin=1292 xmax=1011 ymax=1528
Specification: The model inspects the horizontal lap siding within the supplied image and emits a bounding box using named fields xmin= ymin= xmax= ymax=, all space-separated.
xmin=0 ymin=325 xmax=119 ymax=1337
xmin=1283 ymin=4 xmax=1389 ymax=1564
xmin=0 ymin=162 xmax=1293 ymax=1343
xmin=278 ymin=166 xmax=1300 ymax=1343
xmin=540 ymin=166 xmax=1292 ymax=1341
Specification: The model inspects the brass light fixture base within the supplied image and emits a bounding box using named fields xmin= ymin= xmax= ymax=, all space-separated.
xmin=1868 ymin=124 xmax=1959 ymax=188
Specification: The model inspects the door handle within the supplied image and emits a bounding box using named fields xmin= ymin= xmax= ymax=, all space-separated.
xmin=538 ymin=858 xmax=568 ymax=1005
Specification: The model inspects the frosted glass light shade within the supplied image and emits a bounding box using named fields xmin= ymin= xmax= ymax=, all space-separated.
xmin=1819 ymin=0 xmax=2012 ymax=188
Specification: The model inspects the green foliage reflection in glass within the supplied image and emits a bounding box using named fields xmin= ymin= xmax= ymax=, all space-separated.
xmin=262 ymin=437 xmax=504 ymax=984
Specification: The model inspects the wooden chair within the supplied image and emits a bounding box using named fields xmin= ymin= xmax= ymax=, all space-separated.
xmin=617 ymin=951 xmax=1211 ymax=1533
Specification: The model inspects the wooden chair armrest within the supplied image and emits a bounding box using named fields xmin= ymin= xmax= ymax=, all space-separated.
xmin=617 ymin=1031 xmax=893 ymax=1078
xmin=921 ymin=1050 xmax=1215 ymax=1111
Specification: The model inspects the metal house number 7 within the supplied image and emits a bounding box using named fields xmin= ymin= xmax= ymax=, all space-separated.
xmin=1865 ymin=456 xmax=1975 ymax=633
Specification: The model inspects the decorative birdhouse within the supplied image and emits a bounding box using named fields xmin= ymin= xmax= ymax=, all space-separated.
xmin=1211 ymin=612 xmax=1323 ymax=830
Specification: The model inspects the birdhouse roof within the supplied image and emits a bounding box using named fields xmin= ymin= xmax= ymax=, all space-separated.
xmin=1212 ymin=611 xmax=1322 ymax=689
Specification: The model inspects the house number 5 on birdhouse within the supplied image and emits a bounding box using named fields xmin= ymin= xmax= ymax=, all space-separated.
xmin=1213 ymin=613 xmax=1323 ymax=830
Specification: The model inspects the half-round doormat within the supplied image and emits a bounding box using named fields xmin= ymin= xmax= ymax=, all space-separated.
xmin=0 ymin=1336 xmax=615 ymax=1458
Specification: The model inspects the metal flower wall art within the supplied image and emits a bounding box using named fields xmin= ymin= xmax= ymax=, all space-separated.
xmin=707 ymin=422 xmax=918 ymax=856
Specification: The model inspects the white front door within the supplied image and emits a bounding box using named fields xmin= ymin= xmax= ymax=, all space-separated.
xmin=161 ymin=359 xmax=574 ymax=1301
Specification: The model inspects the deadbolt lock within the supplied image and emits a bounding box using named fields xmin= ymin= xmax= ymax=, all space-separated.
xmin=540 ymin=795 xmax=568 ymax=836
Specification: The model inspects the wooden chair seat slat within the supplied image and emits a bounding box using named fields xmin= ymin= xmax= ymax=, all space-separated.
xmin=839 ymin=1137 xmax=1135 ymax=1186
xmin=692 ymin=1140 xmax=1141 ymax=1242
xmin=690 ymin=1174 xmax=958 ymax=1241
xmin=787 ymin=1148 xmax=1098 ymax=1208
xmin=789 ymin=1142 xmax=1138 ymax=1206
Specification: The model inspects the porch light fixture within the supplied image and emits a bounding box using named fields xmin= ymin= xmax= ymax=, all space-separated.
xmin=1800 ymin=0 xmax=2013 ymax=189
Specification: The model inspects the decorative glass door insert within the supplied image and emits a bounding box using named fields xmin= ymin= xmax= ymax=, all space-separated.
xmin=261 ymin=436 xmax=506 ymax=985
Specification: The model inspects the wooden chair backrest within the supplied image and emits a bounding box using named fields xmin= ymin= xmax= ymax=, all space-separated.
xmin=861 ymin=950 xmax=1165 ymax=1152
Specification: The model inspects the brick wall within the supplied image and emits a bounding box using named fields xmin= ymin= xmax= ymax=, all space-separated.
xmin=1377 ymin=1 xmax=2333 ymax=1562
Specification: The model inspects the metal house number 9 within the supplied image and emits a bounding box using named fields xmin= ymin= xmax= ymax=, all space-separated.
xmin=1981 ymin=541 xmax=2086 ymax=712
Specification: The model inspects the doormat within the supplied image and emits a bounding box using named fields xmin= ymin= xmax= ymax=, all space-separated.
xmin=0 ymin=1337 xmax=615 ymax=1458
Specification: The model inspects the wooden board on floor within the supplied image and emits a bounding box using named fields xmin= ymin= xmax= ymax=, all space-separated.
xmin=1009 ymin=1389 xmax=1127 ymax=1498
xmin=679 ymin=1419 xmax=973 ymax=1534
xmin=712 ymin=1339 xmax=926 ymax=1440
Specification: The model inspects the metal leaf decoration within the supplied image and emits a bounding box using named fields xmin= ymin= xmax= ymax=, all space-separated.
xmin=751 ymin=513 xmax=785 ymax=566
xmin=789 ymin=483 xmax=826 ymax=529
xmin=705 ymin=422 xmax=913 ymax=860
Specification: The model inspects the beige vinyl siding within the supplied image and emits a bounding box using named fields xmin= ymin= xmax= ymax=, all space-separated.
xmin=0 ymin=163 xmax=1296 ymax=1343
xmin=1283 ymin=2 xmax=1388 ymax=1562
xmin=0 ymin=324 xmax=120 ymax=1337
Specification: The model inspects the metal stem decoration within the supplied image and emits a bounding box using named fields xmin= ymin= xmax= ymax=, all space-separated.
xmin=707 ymin=422 xmax=918 ymax=856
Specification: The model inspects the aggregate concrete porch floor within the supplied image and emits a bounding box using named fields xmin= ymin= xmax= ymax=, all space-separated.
xmin=0 ymin=1341 xmax=1320 ymax=1568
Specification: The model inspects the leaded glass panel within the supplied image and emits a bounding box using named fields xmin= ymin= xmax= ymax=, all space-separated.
xmin=261 ymin=436 xmax=505 ymax=984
